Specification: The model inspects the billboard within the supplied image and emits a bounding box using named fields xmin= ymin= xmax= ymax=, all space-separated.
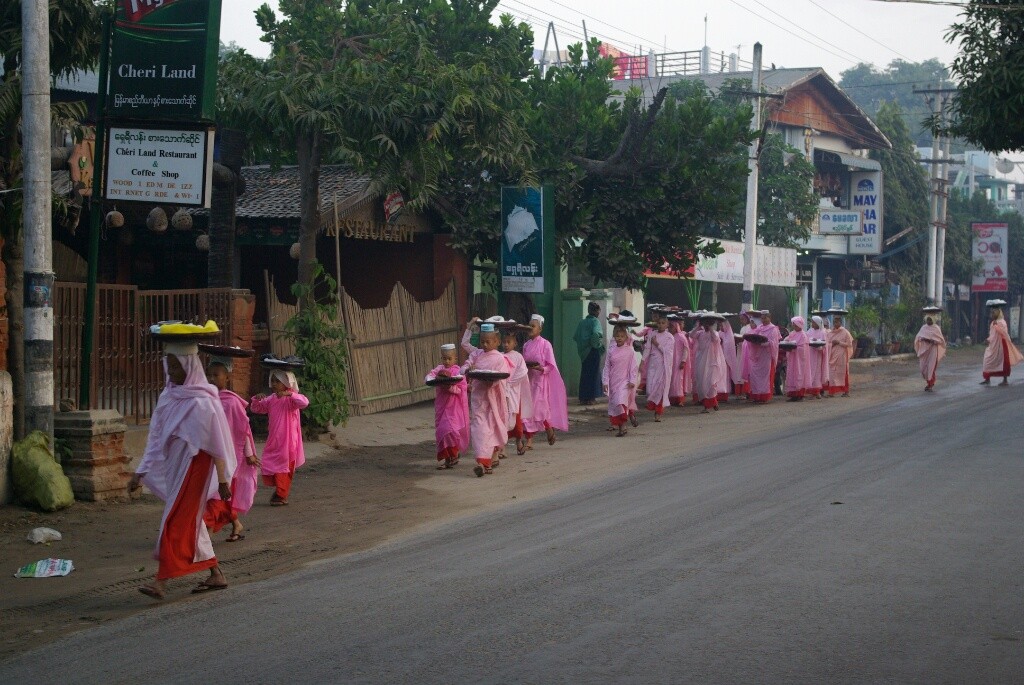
xmin=972 ymin=222 xmax=1009 ymax=292
xmin=105 ymin=127 xmax=213 ymax=206
xmin=646 ymin=239 xmax=797 ymax=287
xmin=849 ymin=170 xmax=883 ymax=255
xmin=500 ymin=187 xmax=545 ymax=293
xmin=107 ymin=0 xmax=222 ymax=122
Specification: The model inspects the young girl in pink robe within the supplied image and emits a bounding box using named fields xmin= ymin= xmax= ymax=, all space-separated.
xmin=981 ymin=306 xmax=1023 ymax=385
xmin=719 ymin=318 xmax=742 ymax=400
xmin=642 ymin=316 xmax=675 ymax=421
xmin=502 ymin=331 xmax=533 ymax=456
xmin=251 ymin=370 xmax=308 ymax=506
xmin=691 ymin=318 xmax=725 ymax=413
xmin=914 ymin=316 xmax=946 ymax=391
xmin=807 ymin=316 xmax=829 ymax=398
xmin=603 ymin=325 xmax=640 ymax=436
xmin=827 ymin=316 xmax=854 ymax=396
xmin=736 ymin=313 xmax=753 ymax=396
xmin=426 ymin=344 xmax=470 ymax=468
xmin=782 ymin=316 xmax=811 ymax=401
xmin=746 ymin=313 xmax=775 ymax=403
xmin=465 ymin=325 xmax=510 ymax=476
xmin=202 ymin=358 xmax=259 ymax=543
xmin=668 ymin=319 xmax=690 ymax=406
xmin=523 ymin=315 xmax=568 ymax=447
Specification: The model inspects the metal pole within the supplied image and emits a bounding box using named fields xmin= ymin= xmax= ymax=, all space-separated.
xmin=926 ymin=94 xmax=940 ymax=304
xmin=80 ymin=13 xmax=112 ymax=409
xmin=22 ymin=0 xmax=54 ymax=435
xmin=741 ymin=42 xmax=763 ymax=311
xmin=935 ymin=101 xmax=951 ymax=310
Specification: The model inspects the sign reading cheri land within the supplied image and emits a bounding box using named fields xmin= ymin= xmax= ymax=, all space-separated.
xmin=107 ymin=0 xmax=222 ymax=122
xmin=105 ymin=127 xmax=213 ymax=206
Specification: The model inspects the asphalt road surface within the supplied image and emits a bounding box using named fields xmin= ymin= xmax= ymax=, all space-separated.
xmin=3 ymin=367 xmax=1022 ymax=684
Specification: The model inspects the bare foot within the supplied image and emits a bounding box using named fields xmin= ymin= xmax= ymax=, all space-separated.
xmin=999 ymin=380 xmax=1009 ymax=386
xmin=654 ymin=416 xmax=662 ymax=422
xmin=616 ymin=428 xmax=627 ymax=437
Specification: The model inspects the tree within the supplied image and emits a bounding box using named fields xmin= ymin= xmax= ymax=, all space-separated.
xmin=941 ymin=0 xmax=1024 ymax=150
xmin=0 ymin=0 xmax=101 ymax=436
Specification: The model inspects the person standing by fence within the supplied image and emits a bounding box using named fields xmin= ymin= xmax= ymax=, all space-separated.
xmin=573 ymin=302 xmax=606 ymax=406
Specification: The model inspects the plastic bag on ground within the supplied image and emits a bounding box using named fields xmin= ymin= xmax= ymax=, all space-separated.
xmin=14 ymin=558 xmax=74 ymax=578
xmin=27 ymin=527 xmax=63 ymax=544
xmin=12 ymin=431 xmax=75 ymax=512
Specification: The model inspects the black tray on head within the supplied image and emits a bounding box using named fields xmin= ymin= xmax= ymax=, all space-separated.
xmin=743 ymin=333 xmax=768 ymax=344
xmin=426 ymin=375 xmax=464 ymax=386
xmin=466 ymin=370 xmax=510 ymax=381
xmin=260 ymin=355 xmax=306 ymax=371
xmin=198 ymin=343 xmax=255 ymax=358
xmin=151 ymin=331 xmax=221 ymax=343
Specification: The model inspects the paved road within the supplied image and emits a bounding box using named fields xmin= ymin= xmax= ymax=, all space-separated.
xmin=3 ymin=365 xmax=1022 ymax=684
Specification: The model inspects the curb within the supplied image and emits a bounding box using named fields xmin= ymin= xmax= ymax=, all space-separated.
xmin=851 ymin=352 xmax=916 ymax=365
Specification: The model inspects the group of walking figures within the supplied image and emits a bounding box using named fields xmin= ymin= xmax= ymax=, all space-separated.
xmin=426 ymin=298 xmax=1022 ymax=477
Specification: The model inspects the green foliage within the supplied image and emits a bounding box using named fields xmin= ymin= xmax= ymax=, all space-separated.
xmin=942 ymin=0 xmax=1024 ymax=150
xmin=0 ymin=0 xmax=103 ymax=79
xmin=848 ymin=301 xmax=880 ymax=339
xmin=284 ymin=264 xmax=350 ymax=431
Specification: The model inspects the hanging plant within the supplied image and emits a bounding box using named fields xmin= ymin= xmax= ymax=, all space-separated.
xmin=105 ymin=208 xmax=124 ymax=228
xmin=146 ymin=207 xmax=168 ymax=233
xmin=195 ymin=234 xmax=210 ymax=252
xmin=171 ymin=208 xmax=193 ymax=231
xmin=289 ymin=242 xmax=301 ymax=260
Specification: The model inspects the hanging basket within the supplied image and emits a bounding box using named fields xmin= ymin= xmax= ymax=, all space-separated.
xmin=146 ymin=207 xmax=168 ymax=233
xmin=105 ymin=209 xmax=124 ymax=228
xmin=195 ymin=234 xmax=210 ymax=252
xmin=171 ymin=208 xmax=193 ymax=231
xmin=289 ymin=242 xmax=301 ymax=260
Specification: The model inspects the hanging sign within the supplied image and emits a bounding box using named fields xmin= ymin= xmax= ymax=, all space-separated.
xmin=105 ymin=127 xmax=213 ymax=206
xmin=819 ymin=210 xmax=861 ymax=235
xmin=107 ymin=0 xmax=222 ymax=122
xmin=849 ymin=171 xmax=884 ymax=255
xmin=500 ymin=187 xmax=546 ymax=293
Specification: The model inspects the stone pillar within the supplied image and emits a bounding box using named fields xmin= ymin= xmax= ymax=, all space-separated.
xmin=53 ymin=409 xmax=131 ymax=502
xmin=0 ymin=371 xmax=12 ymax=503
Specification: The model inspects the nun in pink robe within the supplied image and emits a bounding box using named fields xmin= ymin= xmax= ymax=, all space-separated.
xmin=250 ymin=370 xmax=308 ymax=504
xmin=668 ymin=319 xmax=690 ymax=406
xmin=691 ymin=319 xmax=725 ymax=411
xmin=467 ymin=337 xmax=511 ymax=472
xmin=807 ymin=316 xmax=829 ymax=397
xmin=503 ymin=337 xmax=534 ymax=453
xmin=782 ymin=316 xmax=811 ymax=400
xmin=425 ymin=353 xmax=470 ymax=466
xmin=523 ymin=315 xmax=569 ymax=444
xmin=718 ymin=319 xmax=742 ymax=401
xmin=914 ymin=316 xmax=946 ymax=390
xmin=746 ymin=313 xmax=775 ymax=403
xmin=219 ymin=387 xmax=259 ymax=515
xmin=981 ymin=307 xmax=1023 ymax=384
xmin=642 ymin=322 xmax=675 ymax=418
xmin=602 ymin=329 xmax=640 ymax=431
xmin=735 ymin=313 xmax=753 ymax=396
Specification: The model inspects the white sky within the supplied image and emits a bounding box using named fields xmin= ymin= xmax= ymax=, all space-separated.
xmin=219 ymin=0 xmax=964 ymax=81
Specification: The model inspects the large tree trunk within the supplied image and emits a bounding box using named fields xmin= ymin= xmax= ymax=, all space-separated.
xmin=296 ymin=130 xmax=322 ymax=310
xmin=3 ymin=239 xmax=24 ymax=440
xmin=207 ymin=130 xmax=247 ymax=288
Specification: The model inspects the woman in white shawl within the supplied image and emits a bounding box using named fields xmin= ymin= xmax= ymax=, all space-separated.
xmin=129 ymin=342 xmax=236 ymax=599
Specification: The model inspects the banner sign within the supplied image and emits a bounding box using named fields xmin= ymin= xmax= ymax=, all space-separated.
xmin=107 ymin=0 xmax=222 ymax=122
xmin=819 ymin=209 xmax=861 ymax=235
xmin=500 ymin=187 xmax=545 ymax=293
xmin=849 ymin=171 xmax=883 ymax=255
xmin=646 ymin=239 xmax=797 ymax=287
xmin=972 ymin=222 xmax=1009 ymax=292
xmin=105 ymin=127 xmax=213 ymax=206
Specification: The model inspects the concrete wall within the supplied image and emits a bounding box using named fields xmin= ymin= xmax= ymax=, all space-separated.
xmin=0 ymin=371 xmax=12 ymax=503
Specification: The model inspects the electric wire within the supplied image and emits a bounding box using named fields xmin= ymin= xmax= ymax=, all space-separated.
xmin=544 ymin=0 xmax=683 ymax=53
xmin=805 ymin=0 xmax=915 ymax=61
xmin=745 ymin=0 xmax=871 ymax=64
xmin=501 ymin=0 xmax=649 ymax=54
xmin=725 ymin=0 xmax=869 ymax=66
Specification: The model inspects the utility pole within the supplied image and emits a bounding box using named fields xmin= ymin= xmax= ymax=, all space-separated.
xmin=926 ymin=92 xmax=940 ymax=304
xmin=935 ymin=95 xmax=951 ymax=310
xmin=22 ymin=0 xmax=54 ymax=437
xmin=741 ymin=42 xmax=763 ymax=312
xmin=916 ymin=85 xmax=958 ymax=307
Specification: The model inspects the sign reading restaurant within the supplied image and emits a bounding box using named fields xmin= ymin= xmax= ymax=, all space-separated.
xmin=105 ymin=127 xmax=213 ymax=206
xmin=107 ymin=0 xmax=222 ymax=122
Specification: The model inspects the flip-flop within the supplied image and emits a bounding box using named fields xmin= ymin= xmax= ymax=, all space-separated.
xmin=138 ymin=585 xmax=165 ymax=600
xmin=225 ymin=533 xmax=245 ymax=542
xmin=271 ymin=499 xmax=288 ymax=506
xmin=191 ymin=583 xmax=228 ymax=594
xmin=473 ymin=465 xmax=485 ymax=477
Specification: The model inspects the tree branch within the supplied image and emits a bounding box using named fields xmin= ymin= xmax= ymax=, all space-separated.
xmin=571 ymin=87 xmax=668 ymax=178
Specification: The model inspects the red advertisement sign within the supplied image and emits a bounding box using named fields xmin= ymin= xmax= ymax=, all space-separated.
xmin=598 ymin=43 xmax=648 ymax=80
xmin=972 ymin=222 xmax=1009 ymax=292
xmin=122 ymin=0 xmax=181 ymax=23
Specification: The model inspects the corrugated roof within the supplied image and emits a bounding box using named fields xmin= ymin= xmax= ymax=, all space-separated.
xmin=54 ymin=70 xmax=99 ymax=94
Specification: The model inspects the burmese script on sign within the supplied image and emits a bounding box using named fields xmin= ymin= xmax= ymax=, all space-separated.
xmin=104 ymin=127 xmax=213 ymax=207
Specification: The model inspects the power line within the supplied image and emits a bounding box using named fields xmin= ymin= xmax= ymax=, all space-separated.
xmin=745 ymin=0 xmax=871 ymax=64
xmin=543 ymin=0 xmax=682 ymax=53
xmin=804 ymin=0 xmax=915 ymax=61
xmin=725 ymin=0 xmax=868 ymax=66
xmin=501 ymin=0 xmax=646 ymax=54
xmin=866 ymin=0 xmax=1024 ymax=9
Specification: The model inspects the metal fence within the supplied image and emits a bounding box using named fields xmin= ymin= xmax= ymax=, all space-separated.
xmin=53 ymin=283 xmax=235 ymax=423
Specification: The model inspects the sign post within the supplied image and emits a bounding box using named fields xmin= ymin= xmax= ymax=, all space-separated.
xmin=499 ymin=185 xmax=556 ymax=341
xmin=849 ymin=171 xmax=884 ymax=256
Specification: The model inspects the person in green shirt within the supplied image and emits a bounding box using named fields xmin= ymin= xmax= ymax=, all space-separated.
xmin=573 ymin=302 xmax=606 ymax=405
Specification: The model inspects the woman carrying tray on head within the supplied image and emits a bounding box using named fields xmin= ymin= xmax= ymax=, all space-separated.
xmin=827 ymin=311 xmax=854 ymax=397
xmin=781 ymin=316 xmax=812 ymax=401
xmin=807 ymin=316 xmax=829 ymax=398
xmin=465 ymin=323 xmax=511 ymax=476
xmin=980 ymin=300 xmax=1022 ymax=385
xmin=745 ymin=311 xmax=776 ymax=404
xmin=523 ymin=315 xmax=569 ymax=448
xmin=915 ymin=309 xmax=947 ymax=392
xmin=251 ymin=367 xmax=309 ymax=505
xmin=667 ymin=315 xmax=690 ymax=407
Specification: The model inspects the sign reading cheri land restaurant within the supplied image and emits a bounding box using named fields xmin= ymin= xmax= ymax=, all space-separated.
xmin=107 ymin=0 xmax=222 ymax=122
xmin=105 ymin=127 xmax=213 ymax=206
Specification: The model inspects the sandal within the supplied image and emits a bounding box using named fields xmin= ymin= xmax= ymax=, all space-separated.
xmin=138 ymin=585 xmax=165 ymax=600
xmin=484 ymin=467 xmax=493 ymax=475
xmin=629 ymin=414 xmax=639 ymax=428
xmin=473 ymin=465 xmax=485 ymax=477
xmin=225 ymin=533 xmax=245 ymax=543
xmin=191 ymin=582 xmax=228 ymax=594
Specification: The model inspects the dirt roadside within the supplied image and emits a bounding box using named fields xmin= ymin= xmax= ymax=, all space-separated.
xmin=0 ymin=349 xmax=978 ymax=660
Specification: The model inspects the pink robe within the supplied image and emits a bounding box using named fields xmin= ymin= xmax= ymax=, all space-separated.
xmin=719 ymin=320 xmax=743 ymax=392
xmin=807 ymin=327 xmax=829 ymax=394
xmin=523 ymin=336 xmax=569 ymax=433
xmin=468 ymin=349 xmax=510 ymax=465
xmin=782 ymin=329 xmax=811 ymax=398
xmin=914 ymin=324 xmax=946 ymax=387
xmin=425 ymin=364 xmax=471 ymax=457
xmin=669 ymin=329 xmax=690 ymax=404
xmin=747 ymin=323 xmax=777 ymax=402
xmin=827 ymin=326 xmax=854 ymax=394
xmin=503 ymin=350 xmax=534 ymax=430
xmin=250 ymin=391 xmax=309 ymax=476
xmin=982 ymin=318 xmax=1023 ymax=379
xmin=642 ymin=330 xmax=675 ymax=412
xmin=738 ymin=323 xmax=754 ymax=391
xmin=691 ymin=327 xmax=725 ymax=408
xmin=602 ymin=341 xmax=639 ymax=422
xmin=219 ymin=389 xmax=259 ymax=515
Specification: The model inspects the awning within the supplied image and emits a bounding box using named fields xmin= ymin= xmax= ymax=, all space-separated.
xmin=815 ymin=149 xmax=881 ymax=172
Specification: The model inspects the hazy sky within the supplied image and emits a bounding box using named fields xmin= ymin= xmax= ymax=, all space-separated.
xmin=220 ymin=0 xmax=964 ymax=81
